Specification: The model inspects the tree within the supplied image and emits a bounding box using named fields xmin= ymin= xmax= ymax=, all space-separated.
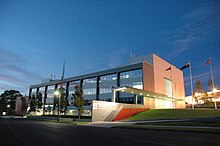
xmin=194 ymin=80 xmax=206 ymax=103
xmin=21 ymin=96 xmax=28 ymax=117
xmin=195 ymin=80 xmax=204 ymax=93
xmin=29 ymin=94 xmax=37 ymax=112
xmin=0 ymin=96 xmax=6 ymax=115
xmin=72 ymin=86 xmax=84 ymax=119
xmin=0 ymin=90 xmax=22 ymax=115
xmin=36 ymin=92 xmax=43 ymax=110
xmin=54 ymin=87 xmax=68 ymax=115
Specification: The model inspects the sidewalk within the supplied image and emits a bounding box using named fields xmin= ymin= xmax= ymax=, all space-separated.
xmin=82 ymin=119 xmax=189 ymax=128
xmin=82 ymin=119 xmax=220 ymax=134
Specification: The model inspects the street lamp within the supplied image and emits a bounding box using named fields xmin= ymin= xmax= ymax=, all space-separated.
xmin=7 ymin=105 xmax=10 ymax=115
xmin=213 ymin=88 xmax=218 ymax=110
xmin=54 ymin=90 xmax=60 ymax=122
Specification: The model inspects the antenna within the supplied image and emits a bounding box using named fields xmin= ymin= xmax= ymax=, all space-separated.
xmin=61 ymin=60 xmax=65 ymax=86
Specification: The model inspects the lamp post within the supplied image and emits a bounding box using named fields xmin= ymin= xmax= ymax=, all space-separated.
xmin=213 ymin=88 xmax=217 ymax=110
xmin=7 ymin=104 xmax=10 ymax=115
xmin=54 ymin=90 xmax=60 ymax=122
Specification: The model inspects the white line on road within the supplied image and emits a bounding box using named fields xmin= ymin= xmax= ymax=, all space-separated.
xmin=131 ymin=139 xmax=177 ymax=146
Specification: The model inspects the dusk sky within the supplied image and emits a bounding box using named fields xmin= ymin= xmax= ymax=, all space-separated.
xmin=0 ymin=0 xmax=219 ymax=96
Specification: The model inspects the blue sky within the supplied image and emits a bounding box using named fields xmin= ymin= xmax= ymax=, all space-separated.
xmin=0 ymin=0 xmax=220 ymax=95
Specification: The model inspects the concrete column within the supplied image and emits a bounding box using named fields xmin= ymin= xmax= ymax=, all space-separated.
xmin=135 ymin=94 xmax=138 ymax=104
xmin=112 ymin=89 xmax=116 ymax=103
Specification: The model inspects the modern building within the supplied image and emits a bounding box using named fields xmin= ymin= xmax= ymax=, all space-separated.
xmin=29 ymin=54 xmax=185 ymax=116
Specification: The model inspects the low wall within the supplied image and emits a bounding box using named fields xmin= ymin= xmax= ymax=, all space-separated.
xmin=92 ymin=100 xmax=149 ymax=122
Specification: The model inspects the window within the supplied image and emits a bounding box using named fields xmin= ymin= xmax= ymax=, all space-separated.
xmin=48 ymin=85 xmax=55 ymax=90
xmin=164 ymin=78 xmax=173 ymax=97
xmin=120 ymin=69 xmax=142 ymax=79
xmin=58 ymin=83 xmax=66 ymax=88
xmin=69 ymin=80 xmax=80 ymax=87
xmin=100 ymin=87 xmax=112 ymax=94
xmin=100 ymin=74 xmax=117 ymax=82
xmin=83 ymin=78 xmax=96 ymax=84
xmin=83 ymin=88 xmax=96 ymax=95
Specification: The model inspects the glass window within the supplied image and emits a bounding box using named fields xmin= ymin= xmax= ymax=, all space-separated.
xmin=58 ymin=83 xmax=66 ymax=88
xmin=164 ymin=78 xmax=173 ymax=97
xmin=83 ymin=78 xmax=96 ymax=84
xmin=83 ymin=88 xmax=96 ymax=95
xmin=120 ymin=69 xmax=142 ymax=79
xmin=39 ymin=87 xmax=45 ymax=91
xmin=69 ymin=80 xmax=80 ymax=87
xmin=100 ymin=87 xmax=112 ymax=94
xmin=48 ymin=85 xmax=55 ymax=90
xmin=32 ymin=88 xmax=37 ymax=92
xmin=100 ymin=74 xmax=117 ymax=82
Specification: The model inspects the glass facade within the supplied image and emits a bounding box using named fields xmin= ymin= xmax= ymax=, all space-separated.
xmin=83 ymin=77 xmax=97 ymax=103
xmin=38 ymin=87 xmax=45 ymax=110
xmin=99 ymin=73 xmax=117 ymax=101
xmin=68 ymin=80 xmax=80 ymax=107
xmin=120 ymin=69 xmax=142 ymax=79
xmin=119 ymin=69 xmax=143 ymax=104
xmin=100 ymin=74 xmax=117 ymax=82
xmin=30 ymin=66 xmax=145 ymax=115
xmin=45 ymin=85 xmax=55 ymax=114
xmin=31 ymin=88 xmax=37 ymax=96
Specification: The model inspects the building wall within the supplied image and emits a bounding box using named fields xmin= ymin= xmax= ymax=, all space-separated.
xmin=153 ymin=54 xmax=185 ymax=108
xmin=142 ymin=61 xmax=154 ymax=92
xmin=28 ymin=54 xmax=186 ymax=114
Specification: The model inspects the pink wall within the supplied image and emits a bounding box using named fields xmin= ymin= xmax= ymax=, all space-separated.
xmin=152 ymin=54 xmax=185 ymax=99
xmin=152 ymin=54 xmax=185 ymax=108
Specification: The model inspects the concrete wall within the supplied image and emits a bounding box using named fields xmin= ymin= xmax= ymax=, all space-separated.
xmin=92 ymin=100 xmax=148 ymax=122
xmin=15 ymin=96 xmax=29 ymax=116
xmin=152 ymin=54 xmax=185 ymax=108
xmin=142 ymin=61 xmax=154 ymax=92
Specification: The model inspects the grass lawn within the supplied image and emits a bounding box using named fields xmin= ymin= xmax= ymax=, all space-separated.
xmin=137 ymin=121 xmax=220 ymax=127
xmin=116 ymin=125 xmax=220 ymax=134
xmin=128 ymin=109 xmax=220 ymax=121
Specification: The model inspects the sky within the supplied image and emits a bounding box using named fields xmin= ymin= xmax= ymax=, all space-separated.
xmin=0 ymin=0 xmax=220 ymax=96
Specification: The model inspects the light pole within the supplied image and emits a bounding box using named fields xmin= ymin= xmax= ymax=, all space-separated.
xmin=213 ymin=88 xmax=218 ymax=110
xmin=7 ymin=104 xmax=10 ymax=115
xmin=54 ymin=90 xmax=60 ymax=122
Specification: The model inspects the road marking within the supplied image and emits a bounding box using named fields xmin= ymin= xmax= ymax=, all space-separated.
xmin=131 ymin=139 xmax=177 ymax=146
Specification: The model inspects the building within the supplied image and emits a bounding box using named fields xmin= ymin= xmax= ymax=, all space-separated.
xmin=15 ymin=96 xmax=29 ymax=116
xmin=29 ymin=54 xmax=185 ymax=116
xmin=186 ymin=89 xmax=220 ymax=105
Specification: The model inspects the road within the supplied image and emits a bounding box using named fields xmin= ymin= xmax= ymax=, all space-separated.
xmin=0 ymin=118 xmax=220 ymax=146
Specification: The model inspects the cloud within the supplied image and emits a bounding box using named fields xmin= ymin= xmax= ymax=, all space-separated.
xmin=0 ymin=63 xmax=43 ymax=79
xmin=164 ymin=2 xmax=220 ymax=60
xmin=166 ymin=36 xmax=197 ymax=60
xmin=0 ymin=48 xmax=28 ymax=65
xmin=0 ymin=48 xmax=43 ymax=94
xmin=181 ymin=3 xmax=220 ymax=24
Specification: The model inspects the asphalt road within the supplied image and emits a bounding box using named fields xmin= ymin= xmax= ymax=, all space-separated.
xmin=0 ymin=118 xmax=220 ymax=146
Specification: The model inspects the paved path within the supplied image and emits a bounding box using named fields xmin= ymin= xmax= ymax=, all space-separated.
xmin=83 ymin=119 xmax=190 ymax=128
